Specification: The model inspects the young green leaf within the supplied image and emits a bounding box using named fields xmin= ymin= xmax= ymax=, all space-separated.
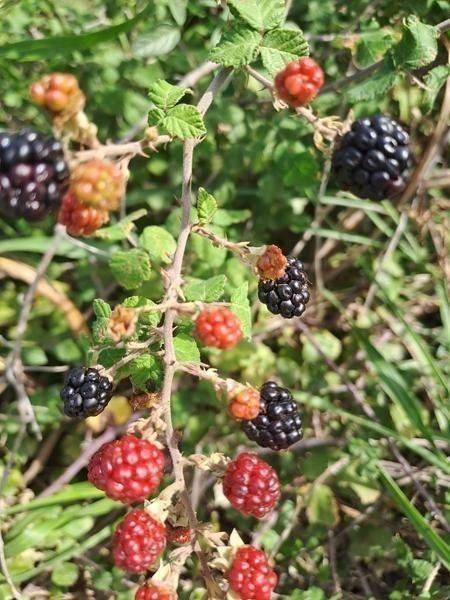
xmin=394 ymin=16 xmax=438 ymax=69
xmin=227 ymin=0 xmax=285 ymax=31
xmin=95 ymin=209 xmax=147 ymax=242
xmin=132 ymin=25 xmax=181 ymax=58
xmin=109 ymin=249 xmax=152 ymax=290
xmin=260 ymin=29 xmax=309 ymax=76
xmin=173 ymin=333 xmax=201 ymax=362
xmin=306 ymin=484 xmax=339 ymax=527
xmin=162 ymin=104 xmax=206 ymax=139
xmin=422 ymin=65 xmax=450 ymax=114
xmin=184 ymin=275 xmax=227 ymax=302
xmin=140 ymin=225 xmax=177 ymax=264
xmin=197 ymin=187 xmax=218 ymax=224
xmin=148 ymin=79 xmax=189 ymax=110
xmin=230 ymin=283 xmax=252 ymax=339
xmin=347 ymin=57 xmax=397 ymax=102
xmin=210 ymin=24 xmax=262 ymax=68
xmin=148 ymin=107 xmax=166 ymax=127
xmin=126 ymin=354 xmax=163 ymax=390
xmin=92 ymin=299 xmax=112 ymax=319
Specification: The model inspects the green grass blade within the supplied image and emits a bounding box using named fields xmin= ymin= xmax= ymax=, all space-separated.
xmin=379 ymin=467 xmax=450 ymax=571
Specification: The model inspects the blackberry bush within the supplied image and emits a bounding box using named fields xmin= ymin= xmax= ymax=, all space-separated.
xmin=332 ymin=115 xmax=412 ymax=200
xmin=0 ymin=130 xmax=68 ymax=221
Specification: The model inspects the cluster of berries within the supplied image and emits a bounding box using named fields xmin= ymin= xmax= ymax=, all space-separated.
xmin=58 ymin=158 xmax=124 ymax=237
xmin=0 ymin=130 xmax=69 ymax=221
xmin=30 ymin=72 xmax=85 ymax=116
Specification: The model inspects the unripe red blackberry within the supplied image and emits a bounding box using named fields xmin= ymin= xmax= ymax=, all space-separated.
xmin=135 ymin=583 xmax=177 ymax=600
xmin=275 ymin=57 xmax=324 ymax=107
xmin=70 ymin=159 xmax=124 ymax=211
xmin=243 ymin=381 xmax=303 ymax=451
xmin=228 ymin=546 xmax=278 ymax=599
xmin=58 ymin=191 xmax=109 ymax=237
xmin=256 ymin=245 xmax=287 ymax=281
xmin=223 ymin=452 xmax=280 ymax=518
xmin=112 ymin=509 xmax=166 ymax=573
xmin=30 ymin=73 xmax=85 ymax=114
xmin=166 ymin=525 xmax=192 ymax=545
xmin=87 ymin=434 xmax=165 ymax=504
xmin=0 ymin=130 xmax=68 ymax=221
xmin=61 ymin=367 xmax=113 ymax=418
xmin=332 ymin=115 xmax=412 ymax=200
xmin=195 ymin=307 xmax=242 ymax=349
xmin=258 ymin=256 xmax=310 ymax=319
xmin=229 ymin=388 xmax=260 ymax=421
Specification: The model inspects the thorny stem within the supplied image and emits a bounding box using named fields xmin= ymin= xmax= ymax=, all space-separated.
xmin=155 ymin=68 xmax=232 ymax=598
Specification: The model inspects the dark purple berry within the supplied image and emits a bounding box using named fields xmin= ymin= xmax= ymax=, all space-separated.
xmin=258 ymin=256 xmax=310 ymax=319
xmin=62 ymin=367 xmax=113 ymax=418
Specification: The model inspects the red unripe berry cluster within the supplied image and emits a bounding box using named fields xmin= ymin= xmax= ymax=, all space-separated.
xmin=256 ymin=245 xmax=287 ymax=281
xmin=112 ymin=509 xmax=166 ymax=573
xmin=135 ymin=583 xmax=177 ymax=600
xmin=229 ymin=388 xmax=260 ymax=421
xmin=223 ymin=453 xmax=280 ymax=519
xmin=275 ymin=57 xmax=324 ymax=107
xmin=30 ymin=73 xmax=84 ymax=114
xmin=88 ymin=434 xmax=165 ymax=504
xmin=228 ymin=546 xmax=278 ymax=600
xmin=166 ymin=525 xmax=192 ymax=545
xmin=58 ymin=159 xmax=124 ymax=237
xmin=58 ymin=191 xmax=108 ymax=237
xmin=195 ymin=307 xmax=242 ymax=349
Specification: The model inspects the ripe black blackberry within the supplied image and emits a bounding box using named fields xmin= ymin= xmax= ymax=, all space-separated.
xmin=243 ymin=381 xmax=303 ymax=450
xmin=258 ymin=256 xmax=310 ymax=319
xmin=0 ymin=129 xmax=69 ymax=221
xmin=61 ymin=367 xmax=113 ymax=418
xmin=332 ymin=115 xmax=411 ymax=200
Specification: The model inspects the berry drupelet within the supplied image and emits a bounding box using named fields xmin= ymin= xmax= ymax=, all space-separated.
xmin=275 ymin=57 xmax=324 ymax=107
xmin=195 ymin=307 xmax=243 ymax=349
xmin=243 ymin=382 xmax=302 ymax=451
xmin=228 ymin=546 xmax=278 ymax=600
xmin=112 ymin=509 xmax=166 ymax=573
xmin=229 ymin=388 xmax=261 ymax=421
xmin=258 ymin=256 xmax=310 ymax=319
xmin=88 ymin=434 xmax=165 ymax=503
xmin=332 ymin=115 xmax=411 ymax=200
xmin=30 ymin=73 xmax=84 ymax=115
xmin=135 ymin=583 xmax=177 ymax=600
xmin=61 ymin=367 xmax=113 ymax=418
xmin=0 ymin=130 xmax=69 ymax=221
xmin=223 ymin=452 xmax=280 ymax=518
xmin=70 ymin=158 xmax=124 ymax=212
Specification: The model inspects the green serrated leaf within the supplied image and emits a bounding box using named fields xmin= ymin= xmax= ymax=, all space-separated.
xmin=210 ymin=24 xmax=262 ymax=68
xmin=162 ymin=104 xmax=206 ymax=139
xmin=227 ymin=0 xmax=284 ymax=31
xmin=260 ymin=28 xmax=309 ymax=76
xmin=109 ymin=249 xmax=152 ymax=290
xmin=139 ymin=225 xmax=177 ymax=264
xmin=93 ymin=299 xmax=112 ymax=319
xmin=123 ymin=296 xmax=161 ymax=328
xmin=422 ymin=65 xmax=450 ymax=114
xmin=95 ymin=209 xmax=147 ymax=242
xmin=197 ymin=188 xmax=218 ymax=224
xmin=347 ymin=57 xmax=397 ymax=102
xmin=132 ymin=25 xmax=180 ymax=58
xmin=149 ymin=78 xmax=188 ymax=110
xmin=174 ymin=333 xmax=201 ymax=362
xmin=230 ymin=283 xmax=251 ymax=339
xmin=184 ymin=275 xmax=227 ymax=302
xmin=148 ymin=107 xmax=166 ymax=126
xmin=394 ymin=16 xmax=438 ymax=69
xmin=355 ymin=28 xmax=395 ymax=68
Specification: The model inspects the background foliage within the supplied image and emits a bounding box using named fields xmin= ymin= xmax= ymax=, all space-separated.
xmin=0 ymin=1 xmax=449 ymax=598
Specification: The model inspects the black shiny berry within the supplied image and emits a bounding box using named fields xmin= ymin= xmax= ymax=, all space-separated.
xmin=0 ymin=129 xmax=69 ymax=221
xmin=258 ymin=256 xmax=310 ymax=319
xmin=332 ymin=115 xmax=412 ymax=200
xmin=61 ymin=367 xmax=113 ymax=418
xmin=242 ymin=381 xmax=303 ymax=451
